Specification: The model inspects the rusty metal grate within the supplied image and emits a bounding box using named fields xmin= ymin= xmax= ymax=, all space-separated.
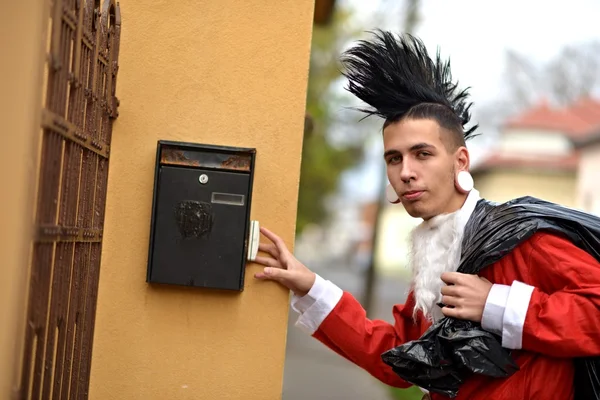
xmin=19 ymin=0 xmax=121 ymax=399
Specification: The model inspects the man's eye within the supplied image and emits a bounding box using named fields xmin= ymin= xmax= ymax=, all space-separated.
xmin=417 ymin=152 xmax=430 ymax=158
xmin=388 ymin=156 xmax=401 ymax=164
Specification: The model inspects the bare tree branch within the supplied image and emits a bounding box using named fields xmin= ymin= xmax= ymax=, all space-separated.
xmin=499 ymin=41 xmax=600 ymax=110
xmin=546 ymin=41 xmax=600 ymax=105
xmin=502 ymin=49 xmax=542 ymax=108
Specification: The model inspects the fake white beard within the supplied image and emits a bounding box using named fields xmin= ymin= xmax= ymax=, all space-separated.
xmin=409 ymin=210 xmax=464 ymax=322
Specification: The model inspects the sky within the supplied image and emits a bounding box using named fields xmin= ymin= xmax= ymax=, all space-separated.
xmin=347 ymin=0 xmax=600 ymax=105
xmin=335 ymin=0 xmax=600 ymax=203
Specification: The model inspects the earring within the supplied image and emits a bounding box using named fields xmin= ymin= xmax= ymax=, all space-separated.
xmin=386 ymin=184 xmax=401 ymax=203
xmin=456 ymin=171 xmax=474 ymax=193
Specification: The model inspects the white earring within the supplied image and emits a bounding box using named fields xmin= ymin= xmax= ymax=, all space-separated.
xmin=456 ymin=171 xmax=474 ymax=193
xmin=386 ymin=184 xmax=400 ymax=203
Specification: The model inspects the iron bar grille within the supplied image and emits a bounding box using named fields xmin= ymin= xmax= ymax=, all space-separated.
xmin=19 ymin=0 xmax=121 ymax=399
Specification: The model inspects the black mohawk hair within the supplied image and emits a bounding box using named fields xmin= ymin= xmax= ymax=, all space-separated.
xmin=340 ymin=29 xmax=478 ymax=140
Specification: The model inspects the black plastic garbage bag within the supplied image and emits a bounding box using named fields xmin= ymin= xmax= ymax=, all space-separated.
xmin=383 ymin=318 xmax=518 ymax=397
xmin=381 ymin=196 xmax=600 ymax=398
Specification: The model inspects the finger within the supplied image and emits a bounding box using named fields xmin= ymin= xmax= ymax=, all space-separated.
xmin=260 ymin=226 xmax=282 ymax=245
xmin=440 ymin=272 xmax=463 ymax=285
xmin=254 ymin=266 xmax=289 ymax=281
xmin=440 ymin=285 xmax=460 ymax=296
xmin=441 ymin=305 xmax=464 ymax=319
xmin=480 ymin=276 xmax=491 ymax=284
xmin=260 ymin=227 xmax=290 ymax=257
xmin=442 ymin=272 xmax=476 ymax=286
xmin=258 ymin=242 xmax=279 ymax=258
xmin=441 ymin=295 xmax=461 ymax=307
xmin=260 ymin=227 xmax=296 ymax=268
xmin=253 ymin=256 xmax=283 ymax=269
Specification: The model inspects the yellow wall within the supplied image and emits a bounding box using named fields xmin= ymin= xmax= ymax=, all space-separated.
xmin=89 ymin=1 xmax=314 ymax=399
xmin=0 ymin=1 xmax=46 ymax=397
xmin=473 ymin=170 xmax=577 ymax=208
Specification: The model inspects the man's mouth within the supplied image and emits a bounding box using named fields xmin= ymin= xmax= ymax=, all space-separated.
xmin=402 ymin=190 xmax=424 ymax=201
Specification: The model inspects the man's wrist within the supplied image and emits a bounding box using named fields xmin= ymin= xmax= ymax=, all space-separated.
xmin=294 ymin=271 xmax=316 ymax=297
xmin=291 ymin=275 xmax=344 ymax=335
xmin=291 ymin=273 xmax=323 ymax=313
xmin=481 ymin=284 xmax=510 ymax=336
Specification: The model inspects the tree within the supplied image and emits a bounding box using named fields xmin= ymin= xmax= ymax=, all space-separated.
xmin=546 ymin=41 xmax=600 ymax=105
xmin=480 ymin=40 xmax=600 ymax=125
xmin=296 ymin=7 xmax=366 ymax=235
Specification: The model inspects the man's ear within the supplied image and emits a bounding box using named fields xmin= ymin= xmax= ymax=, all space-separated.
xmin=455 ymin=146 xmax=470 ymax=171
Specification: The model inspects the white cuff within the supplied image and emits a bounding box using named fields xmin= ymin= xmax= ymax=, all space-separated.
xmin=481 ymin=284 xmax=510 ymax=336
xmin=502 ymin=280 xmax=535 ymax=350
xmin=291 ymin=274 xmax=326 ymax=313
xmin=292 ymin=275 xmax=343 ymax=335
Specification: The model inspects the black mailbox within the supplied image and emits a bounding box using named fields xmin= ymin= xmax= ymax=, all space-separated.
xmin=146 ymin=140 xmax=257 ymax=291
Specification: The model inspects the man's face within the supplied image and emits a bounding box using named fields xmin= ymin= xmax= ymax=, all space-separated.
xmin=383 ymin=118 xmax=468 ymax=220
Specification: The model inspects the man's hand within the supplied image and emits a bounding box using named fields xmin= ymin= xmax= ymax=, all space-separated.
xmin=440 ymin=272 xmax=493 ymax=323
xmin=251 ymin=226 xmax=316 ymax=297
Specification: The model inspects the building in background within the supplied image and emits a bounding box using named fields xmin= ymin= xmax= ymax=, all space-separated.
xmin=471 ymin=98 xmax=600 ymax=207
xmin=574 ymin=127 xmax=600 ymax=215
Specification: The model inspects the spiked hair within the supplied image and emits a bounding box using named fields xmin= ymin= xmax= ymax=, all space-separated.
xmin=340 ymin=30 xmax=478 ymax=142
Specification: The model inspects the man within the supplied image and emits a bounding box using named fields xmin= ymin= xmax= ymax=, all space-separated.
xmin=252 ymin=31 xmax=600 ymax=399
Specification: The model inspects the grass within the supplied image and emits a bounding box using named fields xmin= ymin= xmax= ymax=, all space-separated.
xmin=387 ymin=385 xmax=425 ymax=400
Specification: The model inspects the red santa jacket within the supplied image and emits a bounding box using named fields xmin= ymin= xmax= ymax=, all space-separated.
xmin=301 ymin=232 xmax=600 ymax=400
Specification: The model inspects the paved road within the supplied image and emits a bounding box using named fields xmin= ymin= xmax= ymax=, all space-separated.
xmin=281 ymin=265 xmax=412 ymax=400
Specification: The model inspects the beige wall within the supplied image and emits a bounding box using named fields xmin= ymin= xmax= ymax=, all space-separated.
xmin=0 ymin=1 xmax=47 ymax=398
xmin=473 ymin=170 xmax=578 ymax=208
xmin=375 ymin=206 xmax=420 ymax=275
xmin=500 ymin=128 xmax=572 ymax=157
xmin=89 ymin=1 xmax=314 ymax=399
xmin=577 ymin=143 xmax=600 ymax=214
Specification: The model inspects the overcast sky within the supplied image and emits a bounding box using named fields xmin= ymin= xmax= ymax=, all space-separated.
xmin=345 ymin=0 xmax=600 ymax=105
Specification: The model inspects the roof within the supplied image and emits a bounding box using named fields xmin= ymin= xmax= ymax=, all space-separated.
xmin=472 ymin=151 xmax=580 ymax=174
xmin=504 ymin=97 xmax=600 ymax=139
xmin=573 ymin=128 xmax=600 ymax=148
xmin=313 ymin=0 xmax=337 ymax=26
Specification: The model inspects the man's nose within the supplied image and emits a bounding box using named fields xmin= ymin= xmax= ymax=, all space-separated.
xmin=399 ymin=160 xmax=416 ymax=182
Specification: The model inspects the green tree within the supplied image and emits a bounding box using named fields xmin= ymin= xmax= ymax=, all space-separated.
xmin=296 ymin=7 xmax=365 ymax=235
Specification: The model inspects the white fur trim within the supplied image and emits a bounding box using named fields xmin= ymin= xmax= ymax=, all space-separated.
xmin=502 ymin=281 xmax=535 ymax=349
xmin=293 ymin=274 xmax=343 ymax=335
xmin=481 ymin=284 xmax=510 ymax=336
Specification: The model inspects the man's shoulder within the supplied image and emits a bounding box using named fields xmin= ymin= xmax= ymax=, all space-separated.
xmin=511 ymin=231 xmax=587 ymax=260
xmin=523 ymin=231 xmax=575 ymax=248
